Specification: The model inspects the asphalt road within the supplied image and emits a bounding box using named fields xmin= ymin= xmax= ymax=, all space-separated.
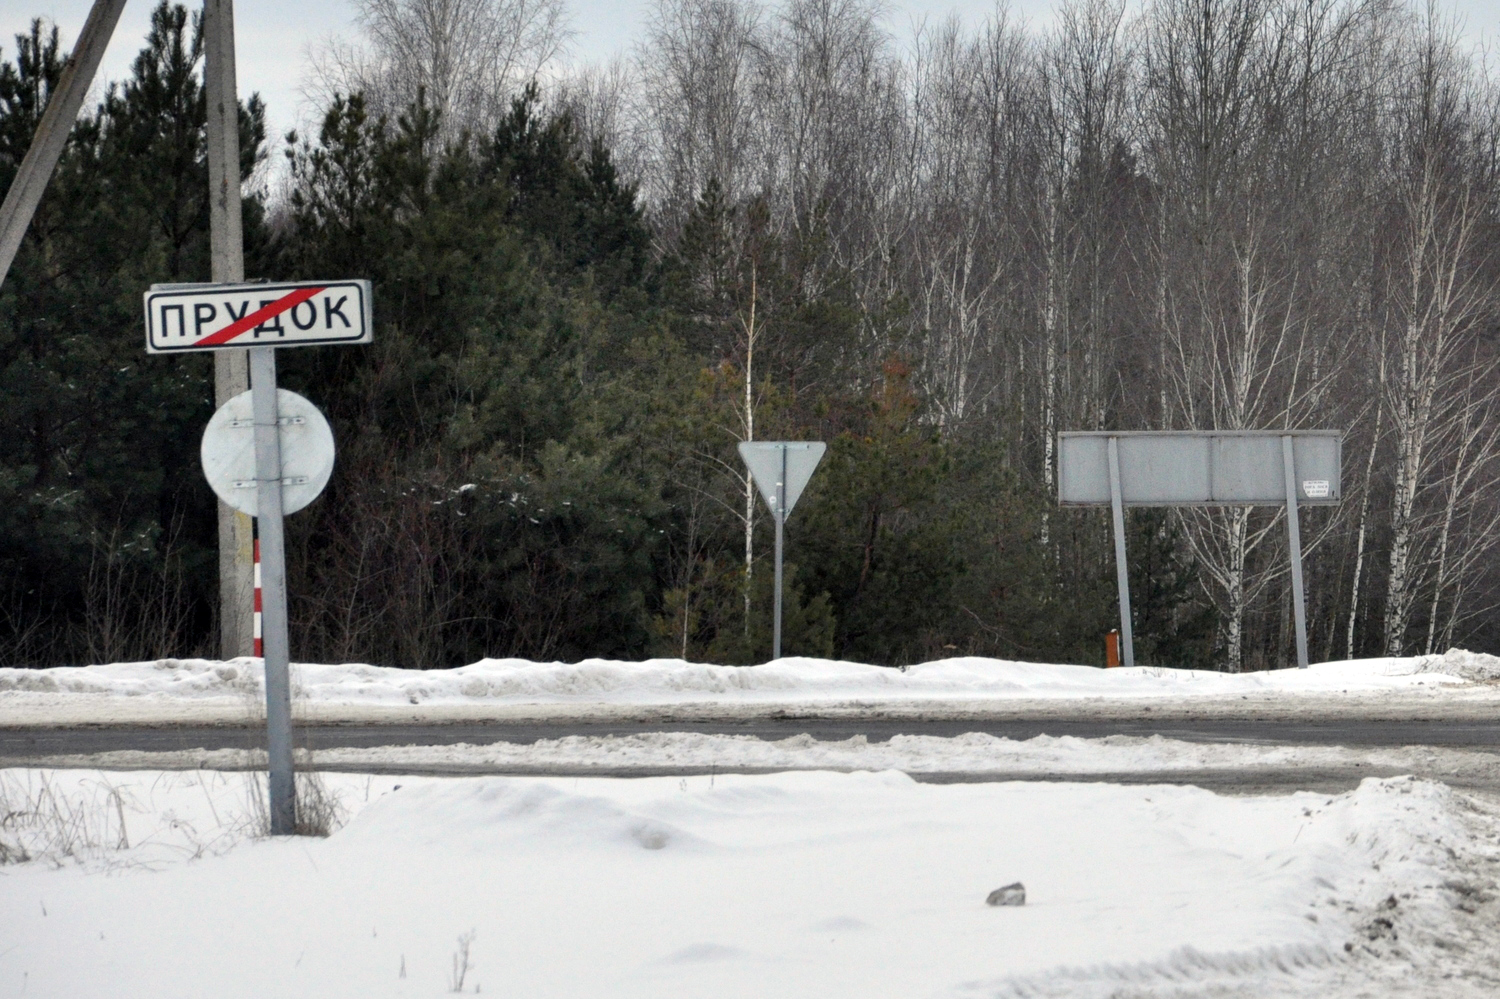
xmin=6 ymin=716 xmax=1500 ymax=757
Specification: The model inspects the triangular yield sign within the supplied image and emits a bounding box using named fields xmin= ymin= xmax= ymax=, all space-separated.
xmin=738 ymin=441 xmax=826 ymax=518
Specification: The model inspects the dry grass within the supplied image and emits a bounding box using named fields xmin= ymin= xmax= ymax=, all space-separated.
xmin=0 ymin=771 xmax=134 ymax=866
xmin=0 ymin=762 xmax=353 ymax=869
xmin=236 ymin=761 xmax=350 ymax=839
xmin=448 ymin=930 xmax=477 ymax=993
xmin=0 ymin=769 xmax=270 ymax=868
xmin=228 ymin=658 xmax=350 ymax=838
xmin=1 ymin=659 xmax=349 ymax=862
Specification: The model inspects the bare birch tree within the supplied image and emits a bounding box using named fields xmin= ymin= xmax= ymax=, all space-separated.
xmin=634 ymin=0 xmax=765 ymax=231
xmin=1377 ymin=12 xmax=1500 ymax=654
xmin=308 ymin=0 xmax=571 ymax=141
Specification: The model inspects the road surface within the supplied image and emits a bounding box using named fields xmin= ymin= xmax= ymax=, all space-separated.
xmin=6 ymin=716 xmax=1500 ymax=756
xmin=5 ymin=717 xmax=1500 ymax=794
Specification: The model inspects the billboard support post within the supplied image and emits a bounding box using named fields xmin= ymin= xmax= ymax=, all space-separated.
xmin=1282 ymin=436 xmax=1310 ymax=669
xmin=1107 ymin=437 xmax=1135 ymax=667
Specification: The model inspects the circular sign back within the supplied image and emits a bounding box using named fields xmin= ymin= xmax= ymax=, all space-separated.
xmin=200 ymin=389 xmax=336 ymax=518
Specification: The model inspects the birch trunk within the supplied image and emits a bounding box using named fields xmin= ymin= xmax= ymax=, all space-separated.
xmin=1345 ymin=398 xmax=1381 ymax=659
xmin=1224 ymin=508 xmax=1248 ymax=672
xmin=1040 ymin=193 xmax=1060 ymax=550
xmin=742 ymin=266 xmax=757 ymax=637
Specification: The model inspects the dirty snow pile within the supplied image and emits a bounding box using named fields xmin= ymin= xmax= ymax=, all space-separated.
xmin=1407 ymin=648 xmax=1500 ymax=682
xmin=198 ymin=730 xmax=1500 ymax=780
xmin=3 ymin=649 xmax=1493 ymax=724
xmin=65 ymin=731 xmax=1500 ymax=784
xmin=2 ymin=768 xmax=1497 ymax=998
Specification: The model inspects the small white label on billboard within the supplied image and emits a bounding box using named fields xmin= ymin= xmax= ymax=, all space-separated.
xmin=738 ymin=441 xmax=826 ymax=517
xmin=145 ymin=280 xmax=372 ymax=353
xmin=201 ymin=389 xmax=335 ymax=517
xmin=1302 ymin=479 xmax=1330 ymax=499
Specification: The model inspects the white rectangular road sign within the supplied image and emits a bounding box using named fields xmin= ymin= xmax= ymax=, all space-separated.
xmin=144 ymin=280 xmax=372 ymax=353
xmin=1057 ymin=430 xmax=1341 ymax=506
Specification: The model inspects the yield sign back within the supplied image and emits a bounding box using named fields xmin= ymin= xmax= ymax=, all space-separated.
xmin=738 ymin=441 xmax=827 ymax=518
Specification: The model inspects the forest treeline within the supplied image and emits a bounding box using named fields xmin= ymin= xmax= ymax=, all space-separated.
xmin=1 ymin=0 xmax=1497 ymax=670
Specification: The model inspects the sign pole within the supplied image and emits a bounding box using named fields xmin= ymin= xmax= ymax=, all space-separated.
xmin=1282 ymin=436 xmax=1310 ymax=669
xmin=203 ymin=0 xmax=255 ymax=660
xmin=1106 ymin=436 xmax=1135 ymax=668
xmin=0 ymin=0 xmax=127 ymax=288
xmin=773 ymin=445 xmax=786 ymax=660
xmin=737 ymin=441 xmax=825 ymax=663
xmin=250 ymin=346 xmax=296 ymax=834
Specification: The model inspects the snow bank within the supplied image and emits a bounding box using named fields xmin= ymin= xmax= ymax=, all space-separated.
xmin=1407 ymin=648 xmax=1500 ymax=682
xmin=47 ymin=731 xmax=1498 ymax=784
xmin=258 ymin=730 xmax=1500 ymax=779
xmin=1 ymin=768 xmax=1495 ymax=998
xmin=2 ymin=648 xmax=1487 ymax=707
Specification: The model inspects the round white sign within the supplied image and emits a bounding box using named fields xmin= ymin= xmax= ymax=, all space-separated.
xmin=200 ymin=389 xmax=336 ymax=517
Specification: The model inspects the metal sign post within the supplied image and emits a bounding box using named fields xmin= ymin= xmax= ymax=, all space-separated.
xmin=250 ymin=347 xmax=294 ymax=833
xmin=200 ymin=379 xmax=335 ymax=835
xmin=146 ymin=282 xmax=367 ymax=835
xmin=738 ymin=441 xmax=827 ymax=660
xmin=774 ymin=446 xmax=787 ymax=659
xmin=1058 ymin=430 xmax=1341 ymax=669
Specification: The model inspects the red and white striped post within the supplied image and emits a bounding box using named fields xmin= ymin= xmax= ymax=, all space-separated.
xmin=253 ymin=534 xmax=263 ymax=657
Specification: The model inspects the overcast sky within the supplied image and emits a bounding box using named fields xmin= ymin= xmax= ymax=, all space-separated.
xmin=3 ymin=0 xmax=1495 ymax=152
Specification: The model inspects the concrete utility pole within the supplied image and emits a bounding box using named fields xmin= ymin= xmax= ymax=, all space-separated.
xmin=204 ymin=0 xmax=293 ymax=830
xmin=0 ymin=0 xmax=255 ymax=660
xmin=203 ymin=0 xmax=256 ymax=660
xmin=0 ymin=0 xmax=128 ymax=288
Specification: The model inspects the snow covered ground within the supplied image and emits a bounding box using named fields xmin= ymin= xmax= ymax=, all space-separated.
xmin=4 ymin=648 xmax=1500 ymax=726
xmin=7 ymin=651 xmax=1499 ymax=994
xmin=2 ymin=766 xmax=1498 ymax=998
xmin=7 ymin=647 xmax=1500 ymax=996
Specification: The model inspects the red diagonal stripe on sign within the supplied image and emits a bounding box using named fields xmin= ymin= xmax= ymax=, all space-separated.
xmin=195 ymin=285 xmax=327 ymax=347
